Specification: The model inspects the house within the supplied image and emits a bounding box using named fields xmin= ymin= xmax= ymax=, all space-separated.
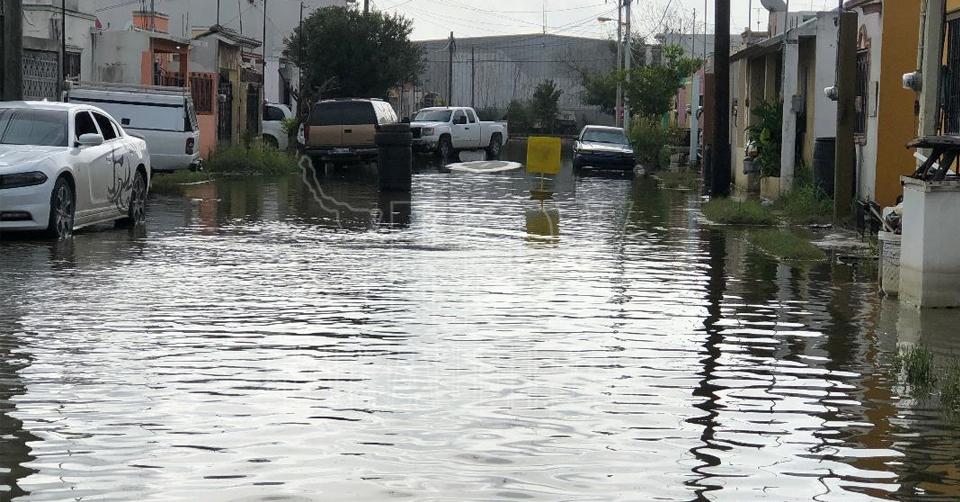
xmin=21 ymin=0 xmax=96 ymax=99
xmin=190 ymin=25 xmax=263 ymax=157
xmin=728 ymin=8 xmax=839 ymax=198
xmin=91 ymin=10 xmax=190 ymax=87
xmin=844 ymin=0 xmax=921 ymax=208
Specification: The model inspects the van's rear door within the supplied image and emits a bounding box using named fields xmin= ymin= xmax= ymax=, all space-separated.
xmin=341 ymin=102 xmax=377 ymax=148
xmin=307 ymin=102 xmax=343 ymax=148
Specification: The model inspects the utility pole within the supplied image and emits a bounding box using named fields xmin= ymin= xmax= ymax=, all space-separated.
xmin=623 ymin=0 xmax=632 ymax=135
xmin=1 ymin=0 xmax=24 ymax=100
xmin=447 ymin=32 xmax=455 ymax=106
xmin=710 ymin=0 xmax=731 ymax=196
xmin=61 ymin=0 xmax=66 ymax=90
xmin=703 ymin=0 xmax=707 ymax=60
xmin=364 ymin=0 xmax=369 ymax=14
xmin=692 ymin=9 xmax=696 ymax=58
xmin=834 ymin=11 xmax=857 ymax=221
xmin=217 ymin=0 xmax=221 ymax=25
xmin=471 ymin=46 xmax=476 ymax=108
xmin=615 ymin=0 xmax=623 ymax=127
xmin=262 ymin=0 xmax=268 ymax=121
xmin=237 ymin=0 xmax=243 ymax=34
xmin=298 ymin=1 xmax=304 ymax=115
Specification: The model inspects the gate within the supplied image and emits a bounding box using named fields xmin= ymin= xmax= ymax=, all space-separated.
xmin=245 ymin=84 xmax=260 ymax=137
xmin=23 ymin=49 xmax=59 ymax=100
xmin=217 ymin=77 xmax=233 ymax=143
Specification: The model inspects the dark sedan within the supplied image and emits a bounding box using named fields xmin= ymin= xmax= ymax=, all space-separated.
xmin=572 ymin=126 xmax=636 ymax=171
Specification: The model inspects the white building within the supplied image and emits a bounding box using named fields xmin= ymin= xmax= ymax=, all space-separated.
xmin=22 ymin=0 xmax=97 ymax=99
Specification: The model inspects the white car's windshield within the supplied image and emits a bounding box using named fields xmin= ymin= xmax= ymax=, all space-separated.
xmin=0 ymin=108 xmax=68 ymax=147
xmin=582 ymin=129 xmax=628 ymax=145
xmin=414 ymin=110 xmax=452 ymax=122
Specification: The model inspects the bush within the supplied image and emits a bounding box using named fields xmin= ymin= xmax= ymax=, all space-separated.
xmin=629 ymin=115 xmax=673 ymax=169
xmin=475 ymin=106 xmax=503 ymax=121
xmin=776 ymin=181 xmax=833 ymax=225
xmin=701 ymin=198 xmax=776 ymax=225
xmin=748 ymin=228 xmax=826 ymax=261
xmin=506 ymin=100 xmax=532 ymax=133
xmin=205 ymin=144 xmax=301 ymax=175
xmin=747 ymin=100 xmax=783 ymax=178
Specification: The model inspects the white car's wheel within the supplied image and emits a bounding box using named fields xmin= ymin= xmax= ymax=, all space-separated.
xmin=46 ymin=176 xmax=74 ymax=240
xmin=119 ymin=169 xmax=147 ymax=227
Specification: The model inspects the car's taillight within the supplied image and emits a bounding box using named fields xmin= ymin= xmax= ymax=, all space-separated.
xmin=185 ymin=137 xmax=195 ymax=155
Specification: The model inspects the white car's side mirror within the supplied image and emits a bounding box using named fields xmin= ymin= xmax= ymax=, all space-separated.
xmin=77 ymin=133 xmax=104 ymax=147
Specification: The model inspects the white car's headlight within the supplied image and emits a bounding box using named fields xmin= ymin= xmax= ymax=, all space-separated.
xmin=0 ymin=171 xmax=48 ymax=189
xmin=421 ymin=128 xmax=435 ymax=137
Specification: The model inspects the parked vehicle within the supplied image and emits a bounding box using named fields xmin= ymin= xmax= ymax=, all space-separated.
xmin=303 ymin=99 xmax=398 ymax=162
xmin=572 ymin=126 xmax=636 ymax=171
xmin=410 ymin=106 xmax=508 ymax=159
xmin=0 ymin=101 xmax=151 ymax=239
xmin=66 ymin=83 xmax=200 ymax=172
xmin=263 ymin=102 xmax=293 ymax=150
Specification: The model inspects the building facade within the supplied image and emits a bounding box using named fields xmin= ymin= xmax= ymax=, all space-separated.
xmin=22 ymin=0 xmax=96 ymax=99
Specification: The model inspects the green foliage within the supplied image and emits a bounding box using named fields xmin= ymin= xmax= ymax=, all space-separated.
xmin=702 ymin=198 xmax=777 ymax=226
xmin=280 ymin=116 xmax=301 ymax=136
xmin=580 ymin=45 xmax=701 ymax=119
xmin=941 ymin=363 xmax=960 ymax=414
xmin=581 ymin=70 xmax=619 ymax=115
xmin=506 ymin=100 xmax=532 ymax=133
xmin=150 ymin=170 xmax=213 ymax=196
xmin=893 ymin=345 xmax=937 ymax=390
xmin=775 ymin=175 xmax=834 ymax=226
xmin=206 ymin=145 xmax=301 ymax=176
xmin=283 ymin=7 xmax=422 ymax=100
xmin=747 ymin=99 xmax=783 ymax=178
xmin=629 ymin=115 xmax=672 ymax=168
xmin=529 ymin=80 xmax=563 ymax=133
xmin=748 ymin=228 xmax=827 ymax=261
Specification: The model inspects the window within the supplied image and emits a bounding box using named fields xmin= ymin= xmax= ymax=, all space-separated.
xmin=452 ymin=110 xmax=466 ymax=124
xmin=309 ymin=101 xmax=377 ymax=126
xmin=414 ymin=109 xmax=451 ymax=122
xmin=0 ymin=108 xmax=67 ymax=146
xmin=264 ymin=105 xmax=285 ymax=122
xmin=581 ymin=128 xmax=628 ymax=145
xmin=855 ymin=49 xmax=869 ymax=135
xmin=190 ymin=74 xmax=215 ymax=114
xmin=75 ymin=111 xmax=99 ymax=140
xmin=466 ymin=109 xmax=477 ymax=123
xmin=92 ymin=112 xmax=118 ymax=140
xmin=65 ymin=52 xmax=81 ymax=81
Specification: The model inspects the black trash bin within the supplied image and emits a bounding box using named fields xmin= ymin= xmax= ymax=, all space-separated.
xmin=376 ymin=123 xmax=413 ymax=192
xmin=813 ymin=137 xmax=836 ymax=197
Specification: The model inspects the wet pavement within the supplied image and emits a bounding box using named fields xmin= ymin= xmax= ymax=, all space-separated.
xmin=2 ymin=141 xmax=960 ymax=501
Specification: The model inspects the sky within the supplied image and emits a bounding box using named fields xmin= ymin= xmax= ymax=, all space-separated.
xmin=370 ymin=0 xmax=841 ymax=42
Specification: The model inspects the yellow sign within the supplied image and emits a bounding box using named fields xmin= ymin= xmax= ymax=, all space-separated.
xmin=526 ymin=137 xmax=562 ymax=175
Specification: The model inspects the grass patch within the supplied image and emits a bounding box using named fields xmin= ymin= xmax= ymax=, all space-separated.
xmin=702 ymin=198 xmax=777 ymax=226
xmin=893 ymin=345 xmax=938 ymax=391
xmin=657 ymin=169 xmax=700 ymax=190
xmin=205 ymin=144 xmax=301 ymax=175
xmin=941 ymin=363 xmax=960 ymax=414
xmin=775 ymin=182 xmax=833 ymax=225
xmin=150 ymin=170 xmax=213 ymax=195
xmin=748 ymin=228 xmax=827 ymax=261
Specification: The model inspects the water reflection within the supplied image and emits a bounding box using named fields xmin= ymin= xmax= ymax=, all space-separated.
xmin=0 ymin=142 xmax=959 ymax=500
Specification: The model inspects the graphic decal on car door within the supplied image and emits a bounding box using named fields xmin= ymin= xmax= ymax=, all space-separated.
xmin=106 ymin=148 xmax=133 ymax=212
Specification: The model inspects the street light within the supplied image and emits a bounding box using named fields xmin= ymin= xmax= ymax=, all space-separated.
xmin=598 ymin=14 xmax=625 ymax=127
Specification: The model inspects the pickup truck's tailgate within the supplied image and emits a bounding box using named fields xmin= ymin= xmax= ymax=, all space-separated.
xmin=308 ymin=125 xmax=342 ymax=147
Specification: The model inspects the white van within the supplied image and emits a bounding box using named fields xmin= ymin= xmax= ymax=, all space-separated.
xmin=66 ymin=83 xmax=201 ymax=171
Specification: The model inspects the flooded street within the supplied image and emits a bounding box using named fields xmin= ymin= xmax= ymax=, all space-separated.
xmin=2 ymin=143 xmax=960 ymax=501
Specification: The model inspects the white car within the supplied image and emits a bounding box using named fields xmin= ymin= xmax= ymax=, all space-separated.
xmin=67 ymin=84 xmax=201 ymax=172
xmin=410 ymin=106 xmax=508 ymax=159
xmin=0 ymin=101 xmax=151 ymax=239
xmin=263 ymin=102 xmax=293 ymax=150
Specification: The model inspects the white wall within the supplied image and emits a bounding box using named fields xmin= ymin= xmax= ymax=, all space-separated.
xmin=22 ymin=1 xmax=97 ymax=81
xmin=812 ymin=13 xmax=839 ymax=140
xmin=91 ymin=30 xmax=150 ymax=84
xmin=854 ymin=10 xmax=883 ymax=203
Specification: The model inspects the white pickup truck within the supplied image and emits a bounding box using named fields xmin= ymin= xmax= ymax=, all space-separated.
xmin=410 ymin=107 xmax=508 ymax=158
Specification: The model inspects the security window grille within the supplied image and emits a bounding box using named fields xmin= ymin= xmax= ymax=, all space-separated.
xmin=945 ymin=18 xmax=960 ymax=135
xmin=65 ymin=52 xmax=81 ymax=81
xmin=855 ymin=50 xmax=869 ymax=135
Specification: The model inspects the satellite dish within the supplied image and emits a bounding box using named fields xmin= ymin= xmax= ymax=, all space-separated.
xmin=760 ymin=0 xmax=787 ymax=11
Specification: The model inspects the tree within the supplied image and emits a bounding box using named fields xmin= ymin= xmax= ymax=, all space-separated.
xmin=283 ymin=7 xmax=422 ymax=102
xmin=529 ymin=80 xmax=563 ymax=133
xmin=579 ymin=45 xmax=700 ymax=119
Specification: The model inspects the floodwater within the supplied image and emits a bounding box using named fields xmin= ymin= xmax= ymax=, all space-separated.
xmin=2 ymin=142 xmax=960 ymax=501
